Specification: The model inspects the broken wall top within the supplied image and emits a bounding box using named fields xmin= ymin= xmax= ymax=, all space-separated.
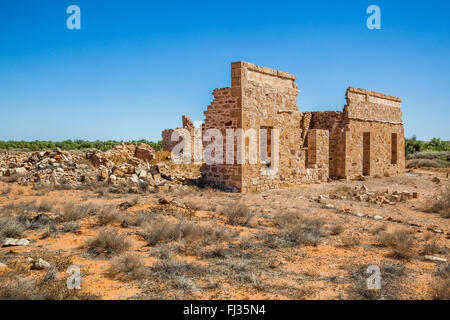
xmin=345 ymin=87 xmax=403 ymax=124
xmin=231 ymin=61 xmax=299 ymax=91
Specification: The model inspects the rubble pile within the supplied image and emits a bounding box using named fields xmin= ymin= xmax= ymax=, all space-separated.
xmin=317 ymin=185 xmax=419 ymax=205
xmin=0 ymin=143 xmax=200 ymax=191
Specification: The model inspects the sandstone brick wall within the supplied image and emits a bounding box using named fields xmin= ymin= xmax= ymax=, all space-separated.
xmin=308 ymin=88 xmax=405 ymax=179
xmin=305 ymin=129 xmax=329 ymax=181
xmin=200 ymin=87 xmax=242 ymax=191
xmin=310 ymin=111 xmax=346 ymax=178
xmin=343 ymin=87 xmax=405 ymax=178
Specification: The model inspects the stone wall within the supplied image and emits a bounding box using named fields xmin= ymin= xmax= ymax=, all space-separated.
xmin=310 ymin=111 xmax=346 ymax=178
xmin=343 ymin=87 xmax=405 ymax=178
xmin=200 ymin=87 xmax=242 ymax=191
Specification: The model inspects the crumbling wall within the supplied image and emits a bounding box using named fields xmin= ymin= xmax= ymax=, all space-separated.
xmin=162 ymin=115 xmax=195 ymax=152
xmin=343 ymin=87 xmax=405 ymax=178
xmin=310 ymin=111 xmax=346 ymax=178
xmin=306 ymin=129 xmax=329 ymax=179
xmin=200 ymin=87 xmax=242 ymax=191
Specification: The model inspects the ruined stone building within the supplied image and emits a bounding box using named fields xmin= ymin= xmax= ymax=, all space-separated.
xmin=162 ymin=62 xmax=405 ymax=192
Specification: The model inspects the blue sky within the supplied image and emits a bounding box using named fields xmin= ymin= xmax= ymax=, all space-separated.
xmin=0 ymin=0 xmax=449 ymax=141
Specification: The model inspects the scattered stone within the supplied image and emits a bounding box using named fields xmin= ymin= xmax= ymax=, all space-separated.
xmin=31 ymin=258 xmax=51 ymax=270
xmin=109 ymin=174 xmax=117 ymax=184
xmin=2 ymin=238 xmax=31 ymax=247
xmin=0 ymin=262 xmax=7 ymax=268
xmin=424 ymin=255 xmax=447 ymax=263
xmin=373 ymin=215 xmax=383 ymax=220
xmin=324 ymin=204 xmax=335 ymax=209
xmin=14 ymin=167 xmax=27 ymax=175
xmin=158 ymin=197 xmax=170 ymax=205
xmin=119 ymin=201 xmax=134 ymax=210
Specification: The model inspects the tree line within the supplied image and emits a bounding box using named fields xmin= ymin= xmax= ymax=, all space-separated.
xmin=405 ymin=137 xmax=450 ymax=155
xmin=0 ymin=140 xmax=163 ymax=152
xmin=0 ymin=137 xmax=448 ymax=155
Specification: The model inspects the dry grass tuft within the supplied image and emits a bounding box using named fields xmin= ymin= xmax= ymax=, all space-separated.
xmin=85 ymin=227 xmax=131 ymax=257
xmin=96 ymin=208 xmax=123 ymax=225
xmin=276 ymin=213 xmax=325 ymax=246
xmin=0 ymin=218 xmax=26 ymax=238
xmin=140 ymin=218 xmax=181 ymax=246
xmin=222 ymin=202 xmax=255 ymax=226
xmin=430 ymin=264 xmax=450 ymax=300
xmin=139 ymin=217 xmax=231 ymax=248
xmin=330 ymin=223 xmax=345 ymax=235
xmin=62 ymin=203 xmax=97 ymax=221
xmin=107 ymin=253 xmax=147 ymax=280
xmin=407 ymin=159 xmax=449 ymax=169
xmin=377 ymin=229 xmax=415 ymax=259
xmin=347 ymin=261 xmax=407 ymax=300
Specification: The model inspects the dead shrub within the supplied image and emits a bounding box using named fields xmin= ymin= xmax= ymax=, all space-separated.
xmin=425 ymin=184 xmax=450 ymax=218
xmin=140 ymin=217 xmax=231 ymax=247
xmin=422 ymin=233 xmax=441 ymax=255
xmin=96 ymin=208 xmax=122 ymax=225
xmin=0 ymin=278 xmax=43 ymax=300
xmin=40 ymin=225 xmax=57 ymax=239
xmin=107 ymin=253 xmax=147 ymax=280
xmin=202 ymin=245 xmax=228 ymax=259
xmin=28 ymin=250 xmax=73 ymax=271
xmin=140 ymin=218 xmax=181 ymax=246
xmin=407 ymin=159 xmax=449 ymax=169
xmin=222 ymin=202 xmax=254 ymax=226
xmin=0 ymin=218 xmax=26 ymax=238
xmin=62 ymin=203 xmax=97 ymax=221
xmin=173 ymin=275 xmax=198 ymax=295
xmin=120 ymin=211 xmax=152 ymax=228
xmin=432 ymin=176 xmax=441 ymax=184
xmin=61 ymin=221 xmax=79 ymax=233
xmin=85 ymin=227 xmax=131 ymax=257
xmin=377 ymin=229 xmax=415 ymax=259
xmin=330 ymin=223 xmax=345 ymax=235
xmin=340 ymin=234 xmax=361 ymax=248
xmin=151 ymin=256 xmax=205 ymax=277
xmin=28 ymin=213 xmax=56 ymax=231
xmin=347 ymin=261 xmax=406 ymax=300
xmin=36 ymin=201 xmax=53 ymax=213
xmin=407 ymin=151 xmax=450 ymax=160
xmin=277 ymin=213 xmax=325 ymax=246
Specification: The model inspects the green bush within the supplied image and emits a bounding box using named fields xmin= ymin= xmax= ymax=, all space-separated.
xmin=405 ymin=136 xmax=450 ymax=155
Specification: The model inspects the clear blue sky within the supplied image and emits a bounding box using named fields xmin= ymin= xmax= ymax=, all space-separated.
xmin=0 ymin=0 xmax=449 ymax=141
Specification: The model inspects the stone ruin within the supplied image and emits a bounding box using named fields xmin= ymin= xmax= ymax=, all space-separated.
xmin=162 ymin=61 xmax=405 ymax=192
